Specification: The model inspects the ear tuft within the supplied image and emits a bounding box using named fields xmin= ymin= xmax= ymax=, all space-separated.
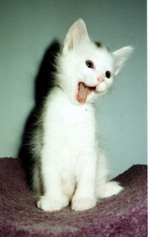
xmin=113 ymin=46 xmax=133 ymax=75
xmin=63 ymin=19 xmax=90 ymax=53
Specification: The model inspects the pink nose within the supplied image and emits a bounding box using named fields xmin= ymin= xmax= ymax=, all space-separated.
xmin=97 ymin=76 xmax=104 ymax=83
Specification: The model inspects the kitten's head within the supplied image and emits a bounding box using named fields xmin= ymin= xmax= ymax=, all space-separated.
xmin=56 ymin=19 xmax=133 ymax=104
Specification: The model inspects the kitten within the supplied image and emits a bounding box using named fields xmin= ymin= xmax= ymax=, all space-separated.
xmin=30 ymin=19 xmax=133 ymax=212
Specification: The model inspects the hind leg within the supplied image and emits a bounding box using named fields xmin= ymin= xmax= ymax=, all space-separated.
xmin=96 ymin=151 xmax=123 ymax=199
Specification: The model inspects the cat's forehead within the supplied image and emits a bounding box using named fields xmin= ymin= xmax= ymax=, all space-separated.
xmin=82 ymin=43 xmax=113 ymax=66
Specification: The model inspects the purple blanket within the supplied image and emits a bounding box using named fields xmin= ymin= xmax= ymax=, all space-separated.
xmin=0 ymin=158 xmax=147 ymax=237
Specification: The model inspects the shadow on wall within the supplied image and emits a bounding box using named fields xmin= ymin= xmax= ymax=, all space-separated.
xmin=18 ymin=40 xmax=61 ymax=188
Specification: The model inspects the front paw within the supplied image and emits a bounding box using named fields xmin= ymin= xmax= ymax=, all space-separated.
xmin=72 ymin=197 xmax=96 ymax=211
xmin=37 ymin=195 xmax=69 ymax=212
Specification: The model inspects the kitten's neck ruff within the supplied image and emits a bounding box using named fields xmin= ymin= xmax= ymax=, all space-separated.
xmin=47 ymin=86 xmax=96 ymax=125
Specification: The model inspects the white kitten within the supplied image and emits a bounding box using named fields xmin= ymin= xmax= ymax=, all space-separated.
xmin=31 ymin=19 xmax=133 ymax=211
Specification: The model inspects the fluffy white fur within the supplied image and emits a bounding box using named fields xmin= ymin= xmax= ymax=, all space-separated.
xmin=31 ymin=19 xmax=133 ymax=212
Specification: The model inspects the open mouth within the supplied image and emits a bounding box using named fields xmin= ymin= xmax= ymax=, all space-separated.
xmin=77 ymin=82 xmax=96 ymax=103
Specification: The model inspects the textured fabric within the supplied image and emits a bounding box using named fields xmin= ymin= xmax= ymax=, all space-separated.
xmin=0 ymin=158 xmax=147 ymax=237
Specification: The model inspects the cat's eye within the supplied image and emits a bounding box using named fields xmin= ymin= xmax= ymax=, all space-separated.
xmin=105 ymin=71 xmax=111 ymax=79
xmin=85 ymin=60 xmax=94 ymax=69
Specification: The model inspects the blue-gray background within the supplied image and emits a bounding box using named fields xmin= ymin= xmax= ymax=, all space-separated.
xmin=0 ymin=0 xmax=147 ymax=177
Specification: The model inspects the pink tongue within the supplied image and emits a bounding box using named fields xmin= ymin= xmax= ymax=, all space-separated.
xmin=77 ymin=83 xmax=90 ymax=103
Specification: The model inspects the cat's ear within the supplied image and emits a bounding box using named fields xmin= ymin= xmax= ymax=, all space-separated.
xmin=113 ymin=46 xmax=133 ymax=75
xmin=63 ymin=19 xmax=90 ymax=53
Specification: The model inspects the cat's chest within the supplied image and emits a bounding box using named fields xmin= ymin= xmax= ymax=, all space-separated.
xmin=43 ymin=89 xmax=97 ymax=167
xmin=44 ymin=89 xmax=96 ymax=147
